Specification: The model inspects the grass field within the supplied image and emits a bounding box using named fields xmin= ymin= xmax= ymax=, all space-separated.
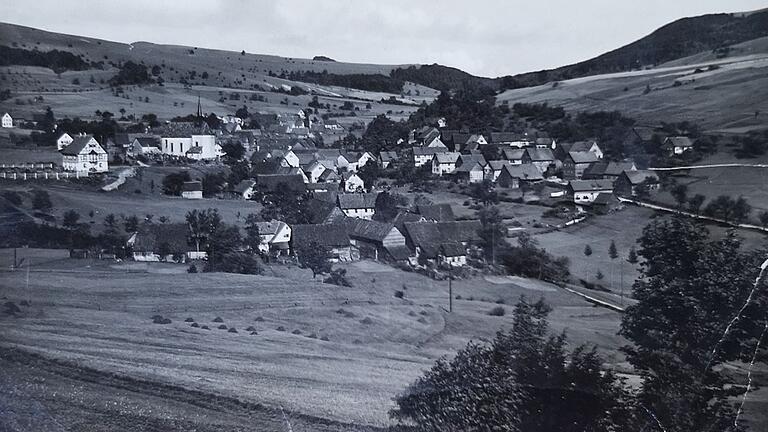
xmin=0 ymin=249 xmax=627 ymax=428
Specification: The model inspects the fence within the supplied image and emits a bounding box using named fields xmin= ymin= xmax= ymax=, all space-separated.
xmin=0 ymin=171 xmax=89 ymax=180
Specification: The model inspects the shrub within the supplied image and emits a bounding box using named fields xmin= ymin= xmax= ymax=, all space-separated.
xmin=254 ymin=316 xmax=265 ymax=322
xmin=201 ymin=325 xmax=210 ymax=330
xmin=218 ymin=324 xmax=228 ymax=330
xmin=455 ymin=295 xmax=462 ymax=300
xmin=320 ymin=335 xmax=330 ymax=341
xmin=187 ymin=264 xmax=198 ymax=273
xmin=213 ymin=317 xmax=224 ymax=322
xmin=488 ymin=306 xmax=506 ymax=316
xmin=191 ymin=322 xmax=200 ymax=328
xmin=152 ymin=316 xmax=171 ymax=324
xmin=291 ymin=329 xmax=302 ymax=335
xmin=324 ymin=268 xmax=352 ymax=286
xmin=495 ymin=298 xmax=505 ymax=304
xmin=228 ymin=327 xmax=238 ymax=333
xmin=250 ymin=331 xmax=258 ymax=335
xmin=307 ymin=333 xmax=318 ymax=339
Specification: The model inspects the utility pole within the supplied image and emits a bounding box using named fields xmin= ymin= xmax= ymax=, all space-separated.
xmin=448 ymin=266 xmax=453 ymax=313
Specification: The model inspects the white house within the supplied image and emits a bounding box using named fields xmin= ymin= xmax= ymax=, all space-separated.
xmin=2 ymin=113 xmax=13 ymax=128
xmin=234 ymin=179 xmax=257 ymax=200
xmin=664 ymin=136 xmax=694 ymax=155
xmin=161 ymin=134 xmax=222 ymax=160
xmin=346 ymin=151 xmax=376 ymax=172
xmin=568 ymin=179 xmax=614 ymax=204
xmin=56 ymin=133 xmax=74 ymax=151
xmin=130 ymin=137 xmax=161 ymax=156
xmin=60 ymin=135 xmax=108 ymax=173
xmin=432 ymin=152 xmax=460 ymax=176
xmin=181 ymin=181 xmax=203 ymax=199
xmin=337 ymin=193 xmax=378 ymax=220
xmin=342 ymin=172 xmax=365 ymax=192
xmin=413 ymin=146 xmax=448 ymax=167
xmin=254 ymin=220 xmax=292 ymax=255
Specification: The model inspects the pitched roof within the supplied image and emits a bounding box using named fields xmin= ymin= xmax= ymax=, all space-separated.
xmin=254 ymin=220 xmax=287 ymax=237
xmin=256 ymin=174 xmax=307 ymax=192
xmin=417 ymin=204 xmax=455 ymax=222
xmin=292 ymin=224 xmax=350 ymax=248
xmin=305 ymin=198 xmax=347 ymax=224
xmin=341 ymin=218 xmax=398 ymax=242
xmin=502 ymin=148 xmax=526 ymax=160
xmin=524 ymin=148 xmax=555 ymax=161
xmin=664 ymin=136 xmax=694 ymax=148
xmin=413 ymin=146 xmax=448 ymax=156
xmin=337 ymin=192 xmax=380 ymax=209
xmin=434 ymin=152 xmax=460 ymax=164
xmin=156 ymin=121 xmax=211 ymax=137
xmin=457 ymin=153 xmax=487 ymax=167
xmin=403 ymin=221 xmax=481 ymax=258
xmin=440 ymin=242 xmax=466 ymax=257
xmin=623 ymin=170 xmax=659 ymax=185
xmin=134 ymin=137 xmax=160 ymax=148
xmin=488 ymin=160 xmax=510 ymax=171
xmin=568 ymin=151 xmax=599 ymax=164
xmin=234 ymin=179 xmax=256 ymax=194
xmin=131 ymin=223 xmax=190 ymax=253
xmin=490 ymin=132 xmax=526 ymax=143
xmin=379 ymin=151 xmax=399 ymax=162
xmin=591 ymin=192 xmax=619 ymax=206
xmin=60 ymin=135 xmax=100 ymax=156
xmin=501 ymin=164 xmax=544 ymax=181
xmin=182 ymin=181 xmax=202 ymax=192
xmin=569 ymin=179 xmax=614 ymax=192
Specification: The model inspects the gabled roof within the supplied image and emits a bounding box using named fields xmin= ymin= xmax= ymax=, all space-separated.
xmin=490 ymin=132 xmax=527 ymax=143
xmin=524 ymin=148 xmax=555 ymax=161
xmin=569 ymin=179 xmax=614 ymax=192
xmin=434 ymin=152 xmax=460 ymax=164
xmin=417 ymin=204 xmax=455 ymax=222
xmin=234 ymin=179 xmax=257 ymax=194
xmin=591 ymin=192 xmax=619 ymax=206
xmin=305 ymin=198 xmax=347 ymax=224
xmin=337 ymin=192 xmax=380 ymax=209
xmin=502 ymin=148 xmax=525 ymax=160
xmin=60 ymin=135 xmax=100 ymax=156
xmin=622 ymin=170 xmax=659 ymax=185
xmin=413 ymin=146 xmax=449 ymax=157
xmin=501 ymin=164 xmax=544 ymax=181
xmin=440 ymin=242 xmax=466 ymax=257
xmin=254 ymin=220 xmax=287 ymax=237
xmin=157 ymin=121 xmax=211 ymax=137
xmin=379 ymin=151 xmax=399 ymax=162
xmin=319 ymin=169 xmax=341 ymax=182
xmin=567 ymin=151 xmax=599 ymax=164
xmin=134 ymin=137 xmax=160 ymax=148
xmin=664 ymin=136 xmax=694 ymax=148
xmin=182 ymin=181 xmax=202 ymax=192
xmin=488 ymin=160 xmax=510 ymax=171
xmin=292 ymin=224 xmax=350 ymax=248
xmin=457 ymin=153 xmax=487 ymax=167
xmin=403 ymin=221 xmax=481 ymax=258
xmin=131 ymin=223 xmax=190 ymax=253
xmin=256 ymin=174 xmax=307 ymax=192
xmin=341 ymin=218 xmax=398 ymax=242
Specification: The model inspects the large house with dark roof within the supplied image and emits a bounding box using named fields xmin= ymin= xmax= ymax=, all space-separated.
xmin=60 ymin=135 xmax=108 ymax=173
xmin=497 ymin=164 xmax=544 ymax=189
xmin=402 ymin=220 xmax=481 ymax=267
xmin=567 ymin=179 xmax=614 ymax=204
xmin=292 ymin=224 xmax=356 ymax=262
xmin=663 ymin=136 xmax=694 ymax=155
xmin=522 ymin=148 xmax=556 ymax=173
xmin=254 ymin=220 xmax=292 ymax=255
xmin=337 ymin=193 xmax=379 ymax=219
xmin=128 ymin=223 xmax=200 ymax=262
xmin=613 ymin=170 xmax=660 ymax=197
xmin=158 ymin=122 xmax=222 ymax=160
xmin=340 ymin=218 xmax=409 ymax=261
xmin=562 ymin=151 xmax=600 ymax=179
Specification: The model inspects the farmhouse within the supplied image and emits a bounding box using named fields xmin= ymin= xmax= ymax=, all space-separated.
xmin=497 ymin=164 xmax=543 ymax=189
xmin=557 ymin=140 xmax=603 ymax=160
xmin=128 ymin=223 xmax=200 ymax=262
xmin=340 ymin=218 xmax=409 ymax=261
xmin=522 ymin=148 xmax=556 ymax=173
xmin=254 ymin=220 xmax=292 ymax=255
xmin=56 ymin=133 xmax=74 ymax=151
xmin=256 ymin=174 xmax=308 ymax=193
xmin=568 ymin=179 xmax=614 ymax=204
xmin=303 ymin=160 xmax=327 ymax=183
xmin=60 ymin=135 xmax=108 ymax=173
xmin=663 ymin=136 xmax=694 ymax=155
xmin=234 ymin=179 xmax=257 ymax=200
xmin=432 ymin=152 xmax=460 ymax=176
xmin=292 ymin=224 xmax=356 ymax=262
xmin=402 ymin=220 xmax=481 ymax=266
xmin=562 ymin=151 xmax=600 ymax=179
xmin=501 ymin=148 xmax=525 ymax=164
xmin=413 ymin=146 xmax=449 ymax=167
xmin=337 ymin=193 xmax=379 ymax=219
xmin=613 ymin=170 xmax=660 ymax=197
xmin=181 ymin=181 xmax=203 ymax=199
xmin=130 ymin=137 xmax=162 ymax=156
xmin=341 ymin=172 xmax=365 ymax=192
xmin=417 ymin=204 xmax=456 ymax=222
xmin=378 ymin=151 xmax=399 ymax=168
xmin=454 ymin=161 xmax=486 ymax=183
xmin=345 ymin=151 xmax=376 ymax=172
xmin=2 ymin=113 xmax=12 ymax=128
xmin=582 ymin=161 xmax=637 ymax=180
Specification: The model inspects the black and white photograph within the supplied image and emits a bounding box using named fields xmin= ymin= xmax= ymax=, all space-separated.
xmin=2 ymin=1 xmax=768 ymax=431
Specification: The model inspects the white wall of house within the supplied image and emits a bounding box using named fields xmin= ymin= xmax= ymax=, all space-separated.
xmin=432 ymin=160 xmax=456 ymax=176
xmin=1 ymin=113 xmax=13 ymax=128
xmin=441 ymin=255 xmax=467 ymax=267
xmin=57 ymin=133 xmax=73 ymax=151
xmin=342 ymin=208 xmax=375 ymax=220
xmin=344 ymin=175 xmax=365 ymax=192
xmin=162 ymin=137 xmax=193 ymax=156
xmin=573 ymin=190 xmax=612 ymax=204
xmin=182 ymin=190 xmax=203 ymax=199
xmin=62 ymin=138 xmax=108 ymax=173
xmin=414 ymin=154 xmax=432 ymax=167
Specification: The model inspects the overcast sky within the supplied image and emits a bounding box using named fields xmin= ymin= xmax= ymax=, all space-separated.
xmin=4 ymin=1 xmax=766 ymax=77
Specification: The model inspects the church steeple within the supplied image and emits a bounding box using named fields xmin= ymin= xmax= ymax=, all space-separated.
xmin=196 ymin=94 xmax=203 ymax=120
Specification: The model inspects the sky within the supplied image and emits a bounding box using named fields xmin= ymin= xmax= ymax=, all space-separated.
xmin=3 ymin=1 xmax=767 ymax=77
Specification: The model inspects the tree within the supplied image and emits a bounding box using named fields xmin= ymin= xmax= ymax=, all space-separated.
xmin=324 ymin=268 xmax=352 ymax=286
xmin=221 ymin=142 xmax=245 ymax=161
xmin=470 ymin=180 xmax=498 ymax=207
xmin=596 ymin=270 xmax=604 ymax=280
xmin=373 ymin=191 xmax=409 ymax=222
xmin=185 ymin=209 xmax=220 ymax=254
xmin=620 ymin=217 xmax=767 ymax=432
xmin=608 ymin=240 xmax=618 ymax=259
xmin=123 ymin=215 xmax=139 ymax=233
xmin=235 ymin=105 xmax=249 ymax=119
xmin=103 ymin=213 xmax=119 ymax=234
xmin=62 ymin=210 xmax=80 ymax=229
xmin=584 ymin=244 xmax=593 ymax=256
xmin=670 ymin=183 xmax=688 ymax=207
xmin=357 ymin=159 xmax=379 ymax=189
xmin=477 ymin=206 xmax=506 ymax=263
xmin=162 ymin=171 xmax=191 ymax=196
xmin=32 ymin=189 xmax=52 ymax=212
xmin=244 ymin=213 xmax=262 ymax=252
xmin=759 ymin=210 xmax=768 ymax=228
xmin=687 ymin=193 xmax=705 ymax=215
xmin=703 ymin=195 xmax=752 ymax=223
xmin=296 ymin=241 xmax=332 ymax=278
xmin=201 ymin=172 xmax=226 ymax=197
xmin=626 ymin=246 xmax=638 ymax=264
xmin=502 ymin=233 xmax=570 ymax=284
xmin=391 ymin=297 xmax=636 ymax=432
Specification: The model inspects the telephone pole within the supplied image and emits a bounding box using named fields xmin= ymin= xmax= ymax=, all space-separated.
xmin=448 ymin=265 xmax=453 ymax=313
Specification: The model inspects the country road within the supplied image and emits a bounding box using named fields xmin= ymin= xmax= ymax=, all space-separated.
xmin=618 ymin=197 xmax=768 ymax=233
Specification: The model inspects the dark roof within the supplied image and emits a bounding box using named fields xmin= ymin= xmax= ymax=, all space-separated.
xmin=341 ymin=218 xmax=398 ymax=242
xmin=502 ymin=148 xmax=525 ymax=160
xmin=384 ymin=244 xmax=412 ymax=261
xmin=569 ymin=179 xmax=614 ymax=192
xmin=379 ymin=151 xmax=399 ymax=162
xmin=591 ymin=192 xmax=619 ymax=206
xmin=567 ymin=151 xmax=599 ymax=164
xmin=337 ymin=193 xmax=380 ymax=210
xmin=622 ymin=170 xmax=659 ymax=185
xmin=440 ymin=242 xmax=466 ymax=257
xmin=403 ymin=221 xmax=481 ymax=258
xmin=305 ymin=198 xmax=347 ymax=224
xmin=182 ymin=181 xmax=202 ymax=192
xmin=664 ymin=136 xmax=694 ymax=148
xmin=256 ymin=174 xmax=307 ymax=193
xmin=457 ymin=153 xmax=487 ymax=167
xmin=500 ymin=164 xmax=544 ymax=181
xmin=132 ymin=223 xmax=189 ymax=253
xmin=417 ymin=204 xmax=455 ymax=222
xmin=583 ymin=161 xmax=636 ymax=178
xmin=292 ymin=224 xmax=350 ymax=248
xmin=156 ymin=121 xmax=212 ymax=137
xmin=60 ymin=135 xmax=100 ymax=156
xmin=134 ymin=137 xmax=160 ymax=148
xmin=490 ymin=132 xmax=526 ymax=143
xmin=524 ymin=148 xmax=555 ymax=161
xmin=234 ymin=179 xmax=256 ymax=194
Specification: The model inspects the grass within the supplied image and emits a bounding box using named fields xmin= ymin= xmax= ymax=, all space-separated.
xmin=0 ymin=248 xmax=628 ymax=427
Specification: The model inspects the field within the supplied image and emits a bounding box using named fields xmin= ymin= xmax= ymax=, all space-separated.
xmin=496 ymin=39 xmax=768 ymax=133
xmin=1 ymin=179 xmax=263 ymax=230
xmin=0 ymin=248 xmax=629 ymax=429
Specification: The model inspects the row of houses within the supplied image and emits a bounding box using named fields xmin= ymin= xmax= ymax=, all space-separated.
xmin=129 ymin=202 xmax=478 ymax=268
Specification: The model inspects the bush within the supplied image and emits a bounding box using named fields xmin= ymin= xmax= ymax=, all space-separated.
xmin=291 ymin=329 xmax=302 ymax=335
xmin=254 ymin=316 xmax=265 ymax=322
xmin=191 ymin=322 xmax=200 ymax=328
xmin=324 ymin=268 xmax=352 ymax=286
xmin=502 ymin=233 xmax=570 ymax=284
xmin=213 ymin=317 xmax=224 ymax=323
xmin=187 ymin=264 xmax=198 ymax=273
xmin=246 ymin=326 xmax=256 ymax=332
xmin=218 ymin=324 xmax=228 ymax=330
xmin=228 ymin=327 xmax=238 ymax=333
xmin=488 ymin=306 xmax=506 ymax=316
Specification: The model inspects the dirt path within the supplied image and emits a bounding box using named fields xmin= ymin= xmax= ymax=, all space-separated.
xmin=0 ymin=347 xmax=384 ymax=432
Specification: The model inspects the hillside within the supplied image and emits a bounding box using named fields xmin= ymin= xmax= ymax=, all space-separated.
xmin=499 ymin=9 xmax=768 ymax=89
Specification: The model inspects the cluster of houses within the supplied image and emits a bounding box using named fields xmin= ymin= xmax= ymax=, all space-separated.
xmin=129 ymin=190 xmax=481 ymax=270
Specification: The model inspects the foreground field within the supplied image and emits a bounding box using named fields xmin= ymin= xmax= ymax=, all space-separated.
xmin=0 ymin=249 xmax=626 ymax=428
